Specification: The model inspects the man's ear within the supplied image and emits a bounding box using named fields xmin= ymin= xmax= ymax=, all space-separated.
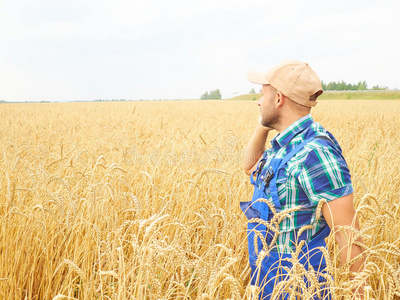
xmin=275 ymin=91 xmax=284 ymax=108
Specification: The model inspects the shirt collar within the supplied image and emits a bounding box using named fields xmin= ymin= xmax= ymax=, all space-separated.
xmin=271 ymin=114 xmax=314 ymax=151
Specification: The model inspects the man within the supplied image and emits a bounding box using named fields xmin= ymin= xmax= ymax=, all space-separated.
xmin=241 ymin=59 xmax=365 ymax=299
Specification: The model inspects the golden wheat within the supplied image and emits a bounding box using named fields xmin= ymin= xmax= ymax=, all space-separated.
xmin=0 ymin=100 xmax=399 ymax=299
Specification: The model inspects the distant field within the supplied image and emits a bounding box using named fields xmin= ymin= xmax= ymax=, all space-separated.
xmin=230 ymin=90 xmax=400 ymax=101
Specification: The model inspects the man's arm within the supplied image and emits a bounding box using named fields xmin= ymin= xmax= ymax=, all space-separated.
xmin=297 ymin=143 xmax=364 ymax=296
xmin=243 ymin=117 xmax=272 ymax=175
xmin=322 ymin=193 xmax=365 ymax=271
xmin=322 ymin=193 xmax=365 ymax=296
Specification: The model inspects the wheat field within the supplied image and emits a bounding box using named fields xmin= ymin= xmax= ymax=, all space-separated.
xmin=0 ymin=99 xmax=399 ymax=299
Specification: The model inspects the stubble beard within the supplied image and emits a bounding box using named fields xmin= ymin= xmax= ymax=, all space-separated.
xmin=260 ymin=110 xmax=279 ymax=130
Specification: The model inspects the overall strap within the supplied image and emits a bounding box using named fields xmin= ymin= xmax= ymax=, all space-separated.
xmin=249 ymin=150 xmax=269 ymax=185
xmin=269 ymin=137 xmax=315 ymax=208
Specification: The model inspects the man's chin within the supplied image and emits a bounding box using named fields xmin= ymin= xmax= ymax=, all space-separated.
xmin=261 ymin=122 xmax=275 ymax=131
xmin=261 ymin=121 xmax=271 ymax=128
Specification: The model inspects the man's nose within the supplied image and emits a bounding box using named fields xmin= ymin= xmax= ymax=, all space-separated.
xmin=257 ymin=96 xmax=263 ymax=106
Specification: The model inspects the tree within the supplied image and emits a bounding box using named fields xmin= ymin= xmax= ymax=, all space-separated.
xmin=372 ymin=85 xmax=387 ymax=90
xmin=322 ymin=80 xmax=369 ymax=91
xmin=249 ymin=88 xmax=256 ymax=94
xmin=209 ymin=89 xmax=221 ymax=99
xmin=357 ymin=81 xmax=368 ymax=90
xmin=200 ymin=91 xmax=209 ymax=100
xmin=200 ymin=89 xmax=221 ymax=99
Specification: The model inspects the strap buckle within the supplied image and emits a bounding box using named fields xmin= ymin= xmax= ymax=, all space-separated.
xmin=263 ymin=167 xmax=274 ymax=187
xmin=256 ymin=159 xmax=266 ymax=176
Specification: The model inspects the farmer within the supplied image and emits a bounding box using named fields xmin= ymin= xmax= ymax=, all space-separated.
xmin=241 ymin=59 xmax=365 ymax=299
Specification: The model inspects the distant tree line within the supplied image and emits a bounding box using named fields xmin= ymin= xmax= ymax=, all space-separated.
xmin=0 ymin=100 xmax=51 ymax=103
xmin=200 ymin=89 xmax=221 ymax=99
xmin=321 ymin=80 xmax=387 ymax=91
xmin=246 ymin=82 xmax=388 ymax=93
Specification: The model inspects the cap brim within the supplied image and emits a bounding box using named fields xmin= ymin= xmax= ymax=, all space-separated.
xmin=247 ymin=71 xmax=270 ymax=84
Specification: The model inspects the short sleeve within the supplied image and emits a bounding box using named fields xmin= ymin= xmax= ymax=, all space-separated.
xmin=297 ymin=146 xmax=353 ymax=204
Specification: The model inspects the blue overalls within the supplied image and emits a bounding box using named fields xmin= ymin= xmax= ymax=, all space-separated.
xmin=240 ymin=134 xmax=332 ymax=300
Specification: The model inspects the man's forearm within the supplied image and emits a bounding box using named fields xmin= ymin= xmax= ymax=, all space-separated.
xmin=322 ymin=195 xmax=366 ymax=298
xmin=336 ymin=232 xmax=365 ymax=272
xmin=336 ymin=231 xmax=366 ymax=299
xmin=322 ymin=195 xmax=365 ymax=271
xmin=243 ymin=124 xmax=271 ymax=175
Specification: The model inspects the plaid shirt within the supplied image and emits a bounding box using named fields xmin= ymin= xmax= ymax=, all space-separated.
xmin=257 ymin=114 xmax=353 ymax=254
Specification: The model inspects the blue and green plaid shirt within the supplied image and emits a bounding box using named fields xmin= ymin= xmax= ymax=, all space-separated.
xmin=258 ymin=114 xmax=353 ymax=253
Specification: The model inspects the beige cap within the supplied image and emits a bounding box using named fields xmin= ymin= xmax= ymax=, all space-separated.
xmin=247 ymin=59 xmax=323 ymax=107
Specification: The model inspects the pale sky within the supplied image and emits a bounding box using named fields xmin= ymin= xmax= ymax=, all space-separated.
xmin=1 ymin=0 xmax=399 ymax=101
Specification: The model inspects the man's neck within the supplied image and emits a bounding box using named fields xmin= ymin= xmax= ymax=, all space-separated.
xmin=276 ymin=113 xmax=310 ymax=133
